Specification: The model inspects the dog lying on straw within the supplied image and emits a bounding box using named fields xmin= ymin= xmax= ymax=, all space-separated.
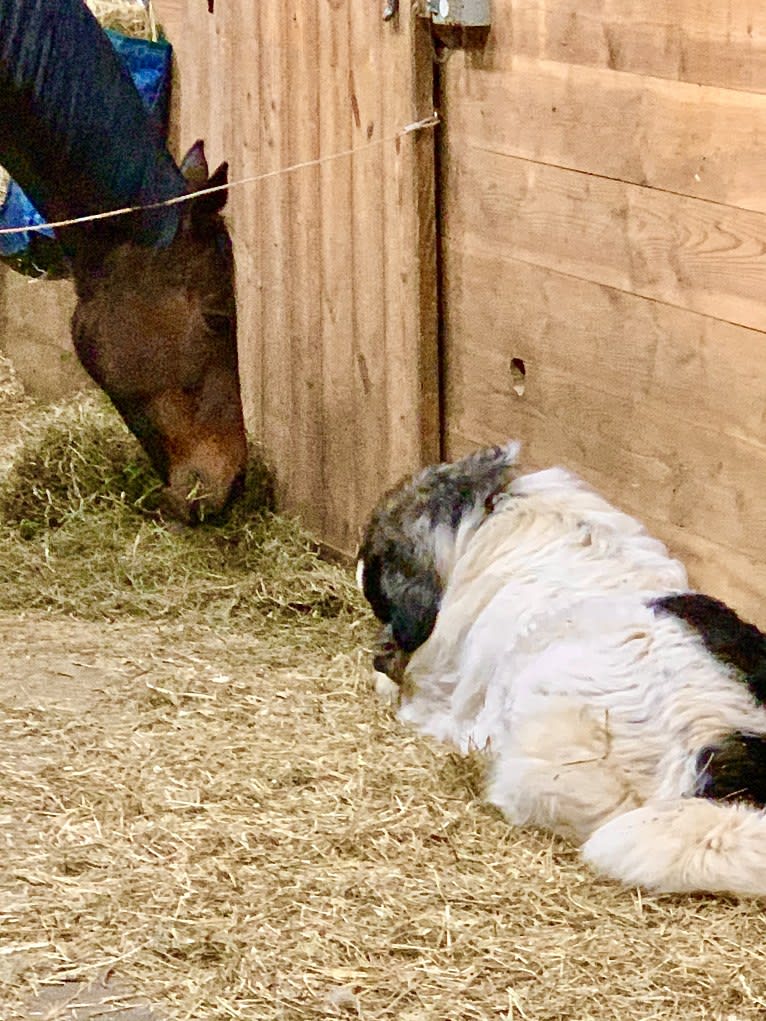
xmin=356 ymin=442 xmax=766 ymax=896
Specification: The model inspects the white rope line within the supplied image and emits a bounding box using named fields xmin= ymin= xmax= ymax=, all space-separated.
xmin=0 ymin=112 xmax=440 ymax=237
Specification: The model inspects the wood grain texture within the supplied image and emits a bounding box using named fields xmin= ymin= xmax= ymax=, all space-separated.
xmin=257 ymin=0 xmax=292 ymax=510
xmin=448 ymin=55 xmax=766 ymax=212
xmin=449 ymin=144 xmax=766 ymax=332
xmin=175 ymin=2 xmax=224 ymax=165
xmin=442 ymin=253 xmax=766 ymax=622
xmin=492 ymin=0 xmax=766 ymax=93
xmin=230 ymin=0 xmax=264 ymax=439
xmin=150 ymin=0 xmax=182 ymax=43
xmin=349 ymin=0 xmax=388 ymax=523
xmin=441 ymin=2 xmax=766 ymax=621
xmin=170 ymin=0 xmax=438 ymax=552
xmin=388 ymin=18 xmax=441 ymax=474
xmin=317 ymin=0 xmax=355 ymax=547
xmin=287 ymin=1 xmax=323 ymax=518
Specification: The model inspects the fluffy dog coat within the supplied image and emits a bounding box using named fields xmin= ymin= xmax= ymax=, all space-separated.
xmin=357 ymin=443 xmax=766 ymax=896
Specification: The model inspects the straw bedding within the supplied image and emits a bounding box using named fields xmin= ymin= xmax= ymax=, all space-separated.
xmin=0 ymin=356 xmax=765 ymax=1020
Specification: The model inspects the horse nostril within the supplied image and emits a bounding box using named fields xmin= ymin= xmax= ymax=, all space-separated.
xmin=185 ymin=471 xmax=207 ymax=502
xmin=159 ymin=486 xmax=194 ymax=525
xmin=229 ymin=470 xmax=245 ymax=502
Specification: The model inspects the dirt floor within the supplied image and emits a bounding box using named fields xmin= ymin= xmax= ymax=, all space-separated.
xmin=0 ymin=615 xmax=371 ymax=1021
xmin=2 ymin=355 xmax=766 ymax=1021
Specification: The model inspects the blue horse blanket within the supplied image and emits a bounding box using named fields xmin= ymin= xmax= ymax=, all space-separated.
xmin=0 ymin=0 xmax=185 ymax=263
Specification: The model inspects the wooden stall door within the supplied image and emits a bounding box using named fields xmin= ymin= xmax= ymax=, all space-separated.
xmin=165 ymin=0 xmax=438 ymax=554
xmin=439 ymin=1 xmax=766 ymax=623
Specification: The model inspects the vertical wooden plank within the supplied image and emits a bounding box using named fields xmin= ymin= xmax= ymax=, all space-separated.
xmin=233 ymin=0 xmax=264 ymax=439
xmin=316 ymin=0 xmax=355 ymax=547
xmin=206 ymin=5 xmax=225 ymax=165
xmin=176 ymin=2 xmax=219 ymax=158
xmin=151 ymin=0 xmax=182 ymax=156
xmin=396 ymin=14 xmax=440 ymax=473
xmin=151 ymin=0 xmax=182 ymax=42
xmin=257 ymin=0 xmax=292 ymax=506
xmin=378 ymin=9 xmax=440 ymax=495
xmin=175 ymin=2 xmax=200 ymax=153
xmin=218 ymin=0 xmax=234 ymax=169
xmin=285 ymin=0 xmax=323 ymax=520
xmin=348 ymin=1 xmax=387 ymax=531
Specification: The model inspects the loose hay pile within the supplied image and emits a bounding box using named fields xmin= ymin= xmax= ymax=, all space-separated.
xmin=1 ymin=384 xmax=765 ymax=1020
xmin=86 ymin=0 xmax=158 ymax=40
xmin=0 ymin=393 xmax=350 ymax=638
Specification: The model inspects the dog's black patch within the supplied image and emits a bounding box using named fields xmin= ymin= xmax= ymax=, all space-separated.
xmin=360 ymin=548 xmax=441 ymax=654
xmin=359 ymin=552 xmax=391 ymax=627
xmin=388 ymin=572 xmax=441 ymax=652
xmin=654 ymin=593 xmax=766 ymax=706
xmin=695 ymin=734 xmax=766 ymax=808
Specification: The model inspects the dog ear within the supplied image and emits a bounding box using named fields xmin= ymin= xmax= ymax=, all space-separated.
xmin=360 ymin=549 xmax=441 ymax=654
xmin=358 ymin=552 xmax=390 ymax=625
xmin=387 ymin=566 xmax=441 ymax=653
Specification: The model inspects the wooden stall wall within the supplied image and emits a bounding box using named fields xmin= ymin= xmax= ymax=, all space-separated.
xmin=160 ymin=0 xmax=438 ymax=554
xmin=440 ymin=1 xmax=766 ymax=622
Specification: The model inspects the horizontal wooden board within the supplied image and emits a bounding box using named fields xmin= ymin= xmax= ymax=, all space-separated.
xmin=441 ymin=0 xmax=766 ymax=621
xmin=442 ymin=252 xmax=766 ymax=623
xmin=446 ymin=55 xmax=766 ymax=212
xmin=446 ymin=144 xmax=766 ymax=332
xmin=479 ymin=0 xmax=766 ymax=93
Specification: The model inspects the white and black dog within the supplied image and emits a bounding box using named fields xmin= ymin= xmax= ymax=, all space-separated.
xmin=356 ymin=442 xmax=766 ymax=896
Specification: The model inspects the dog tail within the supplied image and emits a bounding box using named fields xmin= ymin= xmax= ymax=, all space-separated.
xmin=581 ymin=797 xmax=766 ymax=896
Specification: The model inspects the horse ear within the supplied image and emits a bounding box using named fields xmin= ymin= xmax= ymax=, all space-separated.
xmin=191 ymin=161 xmax=229 ymax=218
xmin=180 ymin=139 xmax=209 ymax=189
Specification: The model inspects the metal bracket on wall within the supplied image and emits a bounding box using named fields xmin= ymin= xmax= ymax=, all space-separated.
xmin=417 ymin=0 xmax=491 ymax=49
xmin=383 ymin=0 xmax=491 ymax=31
xmin=424 ymin=0 xmax=490 ymax=27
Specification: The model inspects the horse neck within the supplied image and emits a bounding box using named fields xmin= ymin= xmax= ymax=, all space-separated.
xmin=0 ymin=0 xmax=186 ymax=254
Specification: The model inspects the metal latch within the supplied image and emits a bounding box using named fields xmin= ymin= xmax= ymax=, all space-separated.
xmin=425 ymin=0 xmax=490 ymax=27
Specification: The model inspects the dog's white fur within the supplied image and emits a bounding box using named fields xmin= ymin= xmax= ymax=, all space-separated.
xmin=362 ymin=446 xmax=766 ymax=896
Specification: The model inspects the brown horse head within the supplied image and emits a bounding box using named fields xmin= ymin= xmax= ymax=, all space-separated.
xmin=70 ymin=140 xmax=247 ymax=522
